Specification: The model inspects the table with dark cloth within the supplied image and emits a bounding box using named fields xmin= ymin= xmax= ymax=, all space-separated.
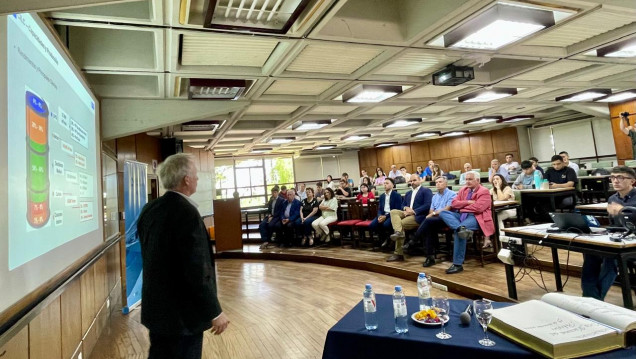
xmin=322 ymin=294 xmax=636 ymax=359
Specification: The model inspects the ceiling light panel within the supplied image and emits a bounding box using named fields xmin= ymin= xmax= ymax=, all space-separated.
xmin=342 ymin=84 xmax=403 ymax=103
xmin=444 ymin=4 xmax=555 ymax=50
xmin=464 ymin=116 xmax=502 ymax=125
xmin=204 ymin=0 xmax=311 ymax=34
xmin=512 ymin=60 xmax=595 ymax=81
xmin=264 ymin=79 xmax=336 ymax=96
xmin=286 ymin=44 xmax=384 ymax=74
xmin=598 ymin=39 xmax=636 ymax=58
xmin=596 ymin=90 xmax=636 ymax=102
xmin=373 ymin=51 xmax=459 ymax=76
xmin=515 ymin=87 xmax=558 ymax=98
xmin=181 ymin=34 xmax=279 ymax=67
xmin=555 ymin=89 xmax=612 ymax=102
xmin=383 ymin=119 xmax=422 ymax=128
xmin=523 ymin=9 xmax=635 ymax=48
xmin=458 ymin=88 xmax=517 ymax=103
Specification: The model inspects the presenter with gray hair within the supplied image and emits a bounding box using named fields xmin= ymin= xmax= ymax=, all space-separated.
xmin=137 ymin=153 xmax=229 ymax=359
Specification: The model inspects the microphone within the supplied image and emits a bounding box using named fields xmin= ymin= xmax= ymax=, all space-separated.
xmin=459 ymin=304 xmax=472 ymax=325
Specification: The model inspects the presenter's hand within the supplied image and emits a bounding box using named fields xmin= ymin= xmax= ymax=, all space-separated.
xmin=211 ymin=312 xmax=230 ymax=335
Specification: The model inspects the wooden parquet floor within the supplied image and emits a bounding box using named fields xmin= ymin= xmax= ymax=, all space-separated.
xmin=90 ymin=260 xmax=462 ymax=359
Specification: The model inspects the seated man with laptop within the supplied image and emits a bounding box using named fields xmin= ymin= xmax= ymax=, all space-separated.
xmin=580 ymin=166 xmax=636 ymax=301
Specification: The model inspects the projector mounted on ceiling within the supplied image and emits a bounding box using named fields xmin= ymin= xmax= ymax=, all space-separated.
xmin=432 ymin=65 xmax=474 ymax=86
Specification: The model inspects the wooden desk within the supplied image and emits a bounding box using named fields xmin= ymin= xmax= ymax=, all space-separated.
xmin=503 ymin=224 xmax=636 ymax=308
xmin=576 ymin=202 xmax=609 ymax=217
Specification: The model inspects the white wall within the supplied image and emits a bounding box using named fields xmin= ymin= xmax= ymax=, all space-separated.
xmin=293 ymin=150 xmax=361 ymax=183
xmin=528 ymin=118 xmax=616 ymax=161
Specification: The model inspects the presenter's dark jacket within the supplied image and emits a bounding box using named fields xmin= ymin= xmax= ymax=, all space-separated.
xmin=401 ymin=187 xmax=433 ymax=224
xmin=377 ymin=190 xmax=403 ymax=217
xmin=137 ymin=191 xmax=222 ymax=336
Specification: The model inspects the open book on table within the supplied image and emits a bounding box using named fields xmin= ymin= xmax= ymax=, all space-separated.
xmin=490 ymin=293 xmax=636 ymax=359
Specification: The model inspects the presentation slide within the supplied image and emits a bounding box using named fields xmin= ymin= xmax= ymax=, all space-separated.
xmin=0 ymin=13 xmax=103 ymax=317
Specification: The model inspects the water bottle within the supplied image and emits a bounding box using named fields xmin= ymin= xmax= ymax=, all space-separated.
xmin=533 ymin=170 xmax=542 ymax=190
xmin=417 ymin=273 xmax=431 ymax=310
xmin=363 ymin=284 xmax=378 ymax=330
xmin=393 ymin=285 xmax=409 ymax=333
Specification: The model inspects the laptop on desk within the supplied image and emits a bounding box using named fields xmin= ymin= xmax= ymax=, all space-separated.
xmin=549 ymin=213 xmax=607 ymax=234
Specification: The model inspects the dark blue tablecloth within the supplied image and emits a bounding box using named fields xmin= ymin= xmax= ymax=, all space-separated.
xmin=322 ymin=295 xmax=636 ymax=359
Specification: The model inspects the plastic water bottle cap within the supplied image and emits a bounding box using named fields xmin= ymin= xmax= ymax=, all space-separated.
xmin=418 ymin=273 xmax=426 ymax=278
xmin=365 ymin=284 xmax=372 ymax=290
xmin=395 ymin=285 xmax=402 ymax=291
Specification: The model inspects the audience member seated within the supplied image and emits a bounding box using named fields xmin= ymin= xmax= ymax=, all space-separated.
xmin=315 ymin=181 xmax=325 ymax=200
xmin=335 ymin=179 xmax=352 ymax=198
xmin=513 ymin=160 xmax=542 ymax=189
xmin=415 ymin=166 xmax=425 ymax=179
xmin=359 ymin=169 xmax=370 ymax=187
xmin=529 ymin=156 xmax=545 ymax=175
xmin=325 ymin=175 xmax=336 ymax=190
xmin=440 ymin=172 xmax=494 ymax=274
xmin=369 ymin=178 xmax=402 ymax=249
xmin=386 ymin=176 xmax=433 ymax=262
xmin=423 ymin=160 xmax=435 ymax=179
xmin=277 ymin=189 xmax=301 ymax=247
xmin=544 ymin=154 xmax=578 ymax=208
xmin=356 ymin=183 xmax=375 ymax=204
xmin=400 ymin=166 xmax=411 ymax=182
xmin=362 ymin=176 xmax=375 ymax=191
xmin=342 ymin=172 xmax=355 ymax=187
xmin=490 ymin=174 xmax=516 ymax=246
xmin=431 ymin=164 xmax=444 ymax=182
xmin=374 ymin=168 xmax=387 ymax=187
xmin=259 ymin=186 xmax=285 ymax=249
xmin=295 ymin=187 xmax=320 ymax=247
xmin=582 ymin=166 xmax=636 ymax=300
xmin=388 ymin=164 xmax=400 ymax=179
xmin=559 ymin=151 xmax=579 ymax=172
xmin=312 ymin=188 xmax=338 ymax=243
xmin=501 ymin=153 xmax=520 ymax=175
xmin=373 ymin=167 xmax=384 ymax=182
xmin=415 ymin=177 xmax=456 ymax=267
xmin=488 ymin=159 xmax=510 ymax=182
xmin=459 ymin=162 xmax=476 ymax=186
xmin=279 ymin=185 xmax=288 ymax=199
xmin=297 ymin=183 xmax=307 ymax=201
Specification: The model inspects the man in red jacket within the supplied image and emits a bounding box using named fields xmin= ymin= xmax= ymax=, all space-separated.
xmin=439 ymin=172 xmax=494 ymax=274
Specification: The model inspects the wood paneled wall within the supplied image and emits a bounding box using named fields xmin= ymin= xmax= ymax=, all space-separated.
xmin=358 ymin=127 xmax=520 ymax=175
xmin=0 ymin=244 xmax=121 ymax=359
xmin=609 ymin=100 xmax=636 ymax=164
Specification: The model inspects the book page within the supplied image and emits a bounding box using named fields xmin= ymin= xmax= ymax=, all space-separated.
xmin=542 ymin=293 xmax=636 ymax=332
xmin=492 ymin=300 xmax=619 ymax=346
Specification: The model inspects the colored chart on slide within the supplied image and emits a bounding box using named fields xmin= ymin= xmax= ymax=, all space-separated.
xmin=7 ymin=13 xmax=98 ymax=270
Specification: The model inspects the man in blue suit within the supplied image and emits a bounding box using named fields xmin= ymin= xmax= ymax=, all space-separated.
xmin=276 ymin=188 xmax=302 ymax=247
xmin=387 ymin=175 xmax=433 ymax=262
xmin=259 ymin=186 xmax=286 ymax=249
xmin=370 ymin=178 xmax=402 ymax=249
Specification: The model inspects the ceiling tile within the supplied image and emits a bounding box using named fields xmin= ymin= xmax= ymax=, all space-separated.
xmin=286 ymin=43 xmax=384 ymax=74
xmin=361 ymin=106 xmax=410 ymax=115
xmin=511 ymin=60 xmax=595 ymax=81
xmin=569 ymin=65 xmax=636 ymax=81
xmin=416 ymin=105 xmax=455 ymax=113
xmin=181 ymin=34 xmax=279 ymax=66
xmin=245 ymin=105 xmax=299 ymax=114
xmin=400 ymin=85 xmax=471 ymax=99
xmin=308 ymin=105 xmax=358 ymax=114
xmin=515 ymin=87 xmax=559 ymax=98
xmin=264 ymin=79 xmax=336 ymax=95
xmin=374 ymin=50 xmax=459 ymax=76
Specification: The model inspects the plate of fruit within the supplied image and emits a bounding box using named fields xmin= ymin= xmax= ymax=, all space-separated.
xmin=411 ymin=307 xmax=449 ymax=326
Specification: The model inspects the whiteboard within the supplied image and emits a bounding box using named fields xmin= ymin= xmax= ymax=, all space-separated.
xmin=294 ymin=157 xmax=322 ymax=182
xmin=551 ymin=121 xmax=596 ymax=159
xmin=529 ymin=127 xmax=554 ymax=161
xmin=591 ymin=118 xmax=615 ymax=156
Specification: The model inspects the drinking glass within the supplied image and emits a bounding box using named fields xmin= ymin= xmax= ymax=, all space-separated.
xmin=473 ymin=299 xmax=495 ymax=347
xmin=432 ymin=296 xmax=451 ymax=339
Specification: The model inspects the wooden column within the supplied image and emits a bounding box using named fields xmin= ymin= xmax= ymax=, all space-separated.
xmin=609 ymin=100 xmax=636 ymax=164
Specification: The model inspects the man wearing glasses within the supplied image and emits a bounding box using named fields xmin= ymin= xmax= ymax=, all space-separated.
xmin=386 ymin=175 xmax=432 ymax=262
xmin=581 ymin=166 xmax=636 ymax=300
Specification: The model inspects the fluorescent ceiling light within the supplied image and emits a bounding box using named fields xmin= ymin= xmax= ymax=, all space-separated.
xmin=188 ymin=145 xmax=206 ymax=149
xmin=555 ymin=89 xmax=611 ymax=102
xmin=204 ymin=0 xmax=312 ymax=34
xmin=497 ymin=115 xmax=535 ymax=123
xmin=441 ymin=131 xmax=468 ymax=137
xmin=251 ymin=147 xmax=273 ymax=153
xmin=597 ymin=38 xmax=636 ymax=58
xmin=268 ymin=137 xmax=295 ymax=144
xmin=292 ymin=120 xmax=332 ymax=131
xmin=444 ymin=4 xmax=555 ymax=50
xmin=383 ymin=118 xmax=422 ymax=128
xmin=188 ymin=79 xmax=247 ymax=100
xmin=374 ymin=142 xmax=398 ymax=148
xmin=464 ymin=116 xmax=502 ymax=125
xmin=342 ymin=134 xmax=371 ymax=141
xmin=458 ymin=88 xmax=517 ymax=103
xmin=342 ymin=85 xmax=403 ymax=103
xmin=596 ymin=90 xmax=636 ymax=102
xmin=314 ymin=145 xmax=336 ymax=150
xmin=412 ymin=131 xmax=441 ymax=138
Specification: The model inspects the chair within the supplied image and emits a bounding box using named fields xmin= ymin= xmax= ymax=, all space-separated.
xmin=335 ymin=199 xmax=362 ymax=247
xmin=472 ymin=168 xmax=481 ymax=173
xmin=449 ymin=170 xmax=461 ymax=178
xmin=578 ymin=169 xmax=588 ymax=177
xmin=355 ymin=201 xmax=379 ymax=247
xmin=591 ymin=161 xmax=613 ymax=169
xmin=395 ymin=183 xmax=409 ymax=189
